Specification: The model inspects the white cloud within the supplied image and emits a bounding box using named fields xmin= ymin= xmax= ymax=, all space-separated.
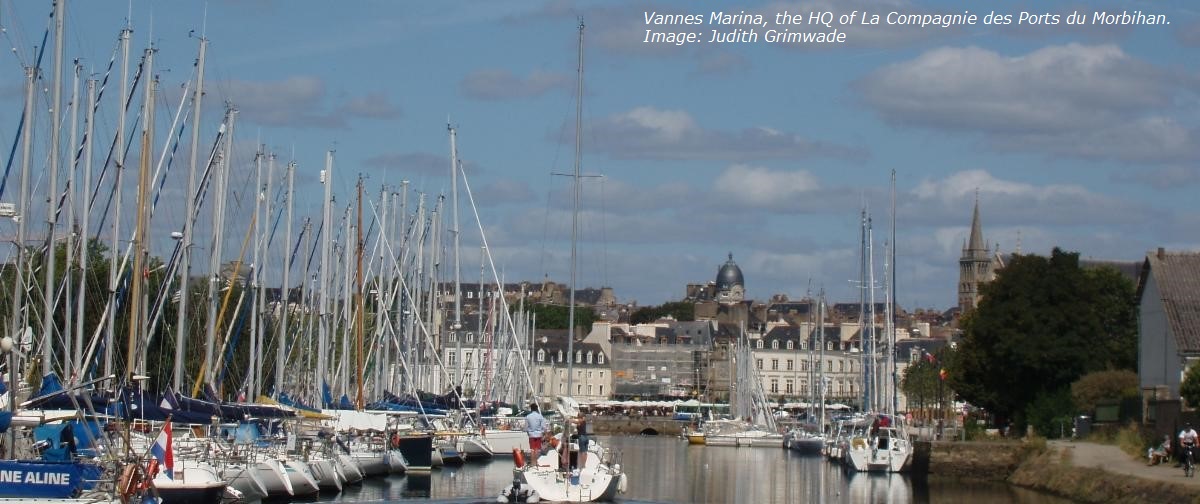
xmin=856 ymin=44 xmax=1198 ymax=163
xmin=214 ymin=77 xmax=401 ymax=129
xmin=713 ymin=164 xmax=820 ymax=207
xmin=583 ymin=106 xmax=867 ymax=161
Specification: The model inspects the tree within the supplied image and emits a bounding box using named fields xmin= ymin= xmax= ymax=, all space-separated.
xmin=1071 ymin=370 xmax=1138 ymax=414
xmin=521 ymin=303 xmax=596 ymax=331
xmin=948 ymin=248 xmax=1137 ymax=427
xmin=1181 ymin=364 xmax=1200 ymax=409
xmin=630 ymin=301 xmax=695 ymax=324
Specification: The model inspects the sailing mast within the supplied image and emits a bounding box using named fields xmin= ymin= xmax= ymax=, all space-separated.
xmin=275 ymin=161 xmax=294 ymax=399
xmin=75 ymin=76 xmax=96 ymax=384
xmin=562 ymin=18 xmax=585 ymax=462
xmin=128 ymin=47 xmax=155 ymax=382
xmin=106 ymin=25 xmax=132 ymax=380
xmin=317 ymin=152 xmax=334 ymax=404
xmin=448 ymin=124 xmax=463 ymax=386
xmin=43 ymin=0 xmax=66 ymax=378
xmin=355 ymin=176 xmax=365 ymax=409
xmin=176 ymin=34 xmax=207 ymax=392
xmin=890 ymin=170 xmax=898 ymax=415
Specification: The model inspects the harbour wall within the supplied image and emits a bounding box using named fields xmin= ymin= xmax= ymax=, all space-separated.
xmin=588 ymin=416 xmax=683 ymax=436
xmin=916 ymin=440 xmax=1033 ymax=479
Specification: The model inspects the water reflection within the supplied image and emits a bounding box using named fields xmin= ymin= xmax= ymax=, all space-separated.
xmin=311 ymin=435 xmax=1070 ymax=503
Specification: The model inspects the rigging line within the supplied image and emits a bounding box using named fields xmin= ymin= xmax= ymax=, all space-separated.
xmin=0 ymin=27 xmax=48 ymax=200
xmin=88 ymin=52 xmax=145 ymax=215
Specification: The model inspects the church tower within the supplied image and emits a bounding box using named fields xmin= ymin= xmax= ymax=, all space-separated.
xmin=958 ymin=197 xmax=995 ymax=313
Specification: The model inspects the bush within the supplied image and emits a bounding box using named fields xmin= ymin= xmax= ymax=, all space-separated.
xmin=1025 ymin=388 xmax=1075 ymax=439
xmin=1071 ymin=370 xmax=1138 ymax=414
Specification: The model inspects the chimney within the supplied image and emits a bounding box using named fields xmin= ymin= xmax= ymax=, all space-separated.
xmin=1158 ymin=247 xmax=1166 ymax=260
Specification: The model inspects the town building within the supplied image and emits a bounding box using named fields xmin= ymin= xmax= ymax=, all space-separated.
xmin=1138 ymin=248 xmax=1200 ymax=406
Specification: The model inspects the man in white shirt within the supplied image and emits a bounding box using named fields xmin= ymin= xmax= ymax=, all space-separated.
xmin=525 ymin=404 xmax=547 ymax=464
xmin=1178 ymin=423 xmax=1197 ymax=468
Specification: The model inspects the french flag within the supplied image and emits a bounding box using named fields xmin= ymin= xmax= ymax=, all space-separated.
xmin=151 ymin=423 xmax=174 ymax=480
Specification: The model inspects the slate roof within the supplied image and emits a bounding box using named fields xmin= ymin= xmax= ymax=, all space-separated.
xmin=1140 ymin=251 xmax=1200 ymax=353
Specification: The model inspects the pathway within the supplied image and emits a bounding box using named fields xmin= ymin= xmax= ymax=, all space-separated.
xmin=1049 ymin=440 xmax=1200 ymax=486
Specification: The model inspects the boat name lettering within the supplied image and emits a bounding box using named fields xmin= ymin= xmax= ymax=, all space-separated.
xmin=0 ymin=470 xmax=71 ymax=485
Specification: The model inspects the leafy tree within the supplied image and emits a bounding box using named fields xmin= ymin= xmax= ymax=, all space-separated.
xmin=902 ymin=348 xmax=954 ymax=422
xmin=1181 ymin=364 xmax=1200 ymax=409
xmin=1071 ymin=370 xmax=1138 ymax=414
xmin=630 ymin=301 xmax=695 ymax=324
xmin=948 ymin=248 xmax=1136 ymax=428
xmin=522 ymin=303 xmax=596 ymax=331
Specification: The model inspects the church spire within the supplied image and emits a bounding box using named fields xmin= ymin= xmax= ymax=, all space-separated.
xmin=967 ymin=191 xmax=985 ymax=252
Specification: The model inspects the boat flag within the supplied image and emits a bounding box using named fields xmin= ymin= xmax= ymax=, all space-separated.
xmin=151 ymin=423 xmax=174 ymax=480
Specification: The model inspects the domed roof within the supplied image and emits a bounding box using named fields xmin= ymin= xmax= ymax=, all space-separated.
xmin=716 ymin=253 xmax=744 ymax=290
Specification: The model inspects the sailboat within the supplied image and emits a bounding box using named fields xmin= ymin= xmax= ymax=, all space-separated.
xmin=499 ymin=20 xmax=626 ymax=504
xmin=845 ymin=183 xmax=912 ymax=473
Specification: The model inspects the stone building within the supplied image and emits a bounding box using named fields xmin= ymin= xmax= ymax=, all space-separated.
xmin=958 ymin=197 xmax=1003 ymax=313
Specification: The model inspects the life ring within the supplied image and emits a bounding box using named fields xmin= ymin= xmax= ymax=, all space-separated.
xmin=512 ymin=448 xmax=525 ymax=467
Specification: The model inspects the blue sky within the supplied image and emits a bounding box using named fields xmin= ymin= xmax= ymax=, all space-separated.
xmin=0 ymin=0 xmax=1196 ymax=311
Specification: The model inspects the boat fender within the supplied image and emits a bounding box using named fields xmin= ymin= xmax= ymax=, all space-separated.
xmin=117 ymin=464 xmax=138 ymax=499
xmin=512 ymin=448 xmax=526 ymax=467
xmin=617 ymin=473 xmax=628 ymax=493
xmin=526 ymin=489 xmax=540 ymax=503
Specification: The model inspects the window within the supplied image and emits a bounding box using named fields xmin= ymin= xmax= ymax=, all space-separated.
xmin=559 ymin=383 xmax=564 ymax=394
xmin=816 ymin=362 xmax=821 ymax=372
xmin=587 ymin=352 xmax=593 ymax=364
xmin=558 ymin=350 xmax=563 ymax=362
xmin=577 ymin=384 xmax=582 ymax=394
xmin=801 ymin=341 xmax=807 ymax=350
xmin=771 ymin=359 xmax=779 ymax=370
xmin=600 ymin=371 xmax=605 ymax=379
xmin=588 ymin=384 xmax=593 ymax=395
xmin=587 ymin=371 xmax=593 ymax=379
xmin=839 ymin=361 xmax=844 ymax=372
xmin=802 ymin=361 xmax=809 ymax=371
xmin=785 ymin=380 xmax=794 ymax=394
xmin=826 ymin=341 xmax=833 ymax=351
xmin=786 ymin=359 xmax=793 ymax=371
xmin=771 ymin=340 xmax=779 ymax=350
xmin=467 ymin=332 xmax=474 ymax=343
xmin=770 ymin=379 xmax=778 ymax=393
xmin=538 ymin=382 xmax=545 ymax=393
xmin=598 ymin=353 xmax=605 ymax=365
xmin=449 ymin=332 xmax=457 ymax=343
xmin=756 ymin=359 xmax=763 ymax=370
xmin=786 ymin=341 xmax=793 ymax=350
xmin=448 ymin=353 xmax=456 ymax=366
xmin=537 ymin=349 xmax=545 ymax=362
xmin=465 ymin=352 xmax=473 ymax=363
xmin=756 ymin=340 xmax=764 ymax=349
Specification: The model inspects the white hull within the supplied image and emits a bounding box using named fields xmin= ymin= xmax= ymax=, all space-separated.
xmin=483 ymin=429 xmax=529 ymax=455
xmin=385 ymin=449 xmax=408 ymax=474
xmin=283 ymin=460 xmax=320 ymax=496
xmin=846 ymin=432 xmax=912 ymax=473
xmin=308 ymin=457 xmax=343 ymax=492
xmin=255 ymin=459 xmax=294 ymax=497
xmin=222 ymin=463 xmax=269 ymax=501
xmin=335 ymin=453 xmax=364 ymax=484
xmin=461 ymin=435 xmax=495 ymax=460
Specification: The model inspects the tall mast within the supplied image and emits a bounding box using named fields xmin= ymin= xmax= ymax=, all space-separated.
xmin=75 ymin=76 xmax=96 ymax=382
xmin=106 ymin=26 xmax=132 ymax=379
xmin=247 ymin=147 xmax=262 ymax=401
xmin=275 ymin=161 xmax=294 ymax=399
xmin=448 ymin=124 xmax=463 ymax=383
xmin=128 ymin=47 xmax=155 ymax=382
xmin=43 ymin=0 xmax=66 ymax=375
xmin=11 ymin=66 xmax=37 ymax=387
xmin=175 ymin=34 xmax=207 ymax=392
xmin=254 ymin=153 xmax=275 ymax=398
xmin=858 ymin=209 xmax=868 ymax=410
xmin=890 ymin=170 xmax=898 ymax=415
xmin=355 ymin=176 xmax=365 ymax=409
xmin=565 ymin=18 xmax=584 ymax=431
xmin=64 ymin=61 xmax=81 ymax=379
xmin=205 ymin=106 xmax=235 ymax=391
xmin=317 ymin=151 xmax=333 ymax=403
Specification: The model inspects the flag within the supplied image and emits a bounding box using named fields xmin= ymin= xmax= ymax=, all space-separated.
xmin=938 ymin=368 xmax=948 ymax=381
xmin=151 ymin=423 xmax=174 ymax=480
xmin=925 ymin=352 xmax=937 ymax=364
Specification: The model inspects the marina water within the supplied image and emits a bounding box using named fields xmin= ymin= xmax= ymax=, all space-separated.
xmin=311 ymin=436 xmax=1070 ymax=503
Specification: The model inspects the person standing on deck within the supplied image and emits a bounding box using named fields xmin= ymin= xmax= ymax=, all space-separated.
xmin=525 ymin=404 xmax=547 ymax=465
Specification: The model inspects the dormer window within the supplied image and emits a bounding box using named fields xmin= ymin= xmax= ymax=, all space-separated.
xmin=771 ymin=341 xmax=779 ymax=350
xmin=756 ymin=340 xmax=764 ymax=349
xmin=786 ymin=341 xmax=793 ymax=350
xmin=598 ymin=353 xmax=605 ymax=365
xmin=558 ymin=350 xmax=563 ymax=362
xmin=587 ymin=352 xmax=593 ymax=364
xmin=467 ymin=332 xmax=475 ymax=343
xmin=537 ymin=349 xmax=545 ymax=362
xmin=576 ymin=351 xmax=582 ymax=363
xmin=826 ymin=341 xmax=833 ymax=351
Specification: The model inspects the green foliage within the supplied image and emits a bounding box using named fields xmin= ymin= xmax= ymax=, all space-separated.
xmin=949 ymin=248 xmax=1138 ymax=426
xmin=1070 ymin=370 xmax=1139 ymax=414
xmin=630 ymin=301 xmax=695 ymax=324
xmin=1181 ymin=363 xmax=1200 ymax=409
xmin=523 ymin=303 xmax=596 ymax=331
xmin=901 ymin=349 xmax=953 ymax=417
xmin=1025 ymin=387 xmax=1075 ymax=439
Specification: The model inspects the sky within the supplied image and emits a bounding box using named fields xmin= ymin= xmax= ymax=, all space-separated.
xmin=0 ymin=0 xmax=1196 ymax=312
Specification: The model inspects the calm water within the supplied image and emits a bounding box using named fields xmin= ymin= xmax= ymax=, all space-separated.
xmin=313 ymin=435 xmax=1071 ymax=503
